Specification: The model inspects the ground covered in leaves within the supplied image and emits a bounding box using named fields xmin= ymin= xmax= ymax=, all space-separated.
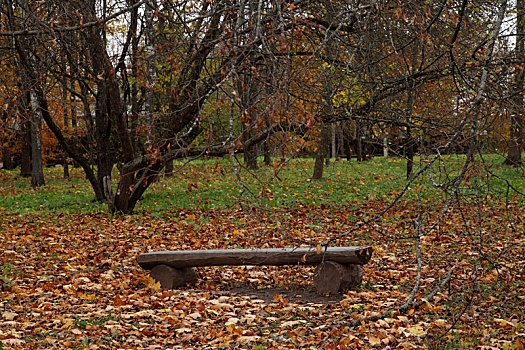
xmin=1 ymin=200 xmax=524 ymax=349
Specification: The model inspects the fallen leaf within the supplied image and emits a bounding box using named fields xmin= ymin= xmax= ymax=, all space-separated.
xmin=114 ymin=295 xmax=126 ymax=306
xmin=2 ymin=311 xmax=17 ymax=321
xmin=368 ymin=335 xmax=381 ymax=346
xmin=146 ymin=277 xmax=161 ymax=292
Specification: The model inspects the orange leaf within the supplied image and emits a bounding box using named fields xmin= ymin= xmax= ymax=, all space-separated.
xmin=114 ymin=295 xmax=126 ymax=306
xmin=516 ymin=338 xmax=523 ymax=350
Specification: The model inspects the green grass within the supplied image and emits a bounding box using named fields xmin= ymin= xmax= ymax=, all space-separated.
xmin=1 ymin=154 xmax=523 ymax=215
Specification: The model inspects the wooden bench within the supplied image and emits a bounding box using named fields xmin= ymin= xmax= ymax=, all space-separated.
xmin=137 ymin=246 xmax=373 ymax=294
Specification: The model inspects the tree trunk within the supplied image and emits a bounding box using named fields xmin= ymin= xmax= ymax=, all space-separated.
xmin=505 ymin=0 xmax=524 ymax=166
xmin=313 ymin=0 xmax=337 ymax=175
xmin=94 ymin=80 xmax=115 ymax=210
xmin=15 ymin=50 xmax=31 ymax=177
xmin=164 ymin=159 xmax=173 ymax=177
xmin=406 ymin=134 xmax=414 ymax=179
xmin=506 ymin=115 xmax=523 ymax=165
xmin=243 ymin=129 xmax=259 ymax=170
xmin=337 ymin=123 xmax=344 ymax=161
xmin=78 ymin=0 xmax=135 ymax=211
xmin=130 ymin=13 xmax=140 ymax=153
xmin=312 ymin=124 xmax=330 ymax=179
xmin=237 ymin=62 xmax=259 ymax=170
xmin=20 ymin=101 xmax=32 ymax=177
xmin=263 ymin=139 xmax=272 ymax=165
xmin=29 ymin=89 xmax=45 ymax=187
xmin=356 ymin=122 xmax=365 ymax=161
xmin=144 ymin=0 xmax=156 ymax=146
xmin=331 ymin=122 xmax=336 ymax=160
xmin=62 ymin=70 xmax=69 ymax=179
xmin=343 ymin=121 xmax=352 ymax=161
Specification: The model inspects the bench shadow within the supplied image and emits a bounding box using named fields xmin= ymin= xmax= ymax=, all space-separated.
xmin=228 ymin=284 xmax=344 ymax=305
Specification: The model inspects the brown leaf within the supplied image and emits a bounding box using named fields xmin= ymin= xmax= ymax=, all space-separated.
xmin=113 ymin=295 xmax=126 ymax=306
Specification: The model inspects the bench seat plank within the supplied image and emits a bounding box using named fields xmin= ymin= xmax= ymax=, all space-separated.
xmin=137 ymin=246 xmax=372 ymax=269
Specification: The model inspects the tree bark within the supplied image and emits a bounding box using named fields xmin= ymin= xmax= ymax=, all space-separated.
xmin=355 ymin=121 xmax=365 ymax=161
xmin=144 ymin=0 xmax=156 ymax=146
xmin=331 ymin=122 xmax=336 ymax=159
xmin=29 ymin=89 xmax=45 ymax=187
xmin=406 ymin=133 xmax=414 ymax=179
xmin=243 ymin=129 xmax=259 ymax=170
xmin=263 ymin=139 xmax=272 ymax=166
xmin=312 ymin=124 xmax=330 ymax=179
xmin=62 ymin=67 xmax=69 ymax=179
xmin=505 ymin=0 xmax=524 ymax=166
xmin=19 ymin=96 xmax=32 ymax=177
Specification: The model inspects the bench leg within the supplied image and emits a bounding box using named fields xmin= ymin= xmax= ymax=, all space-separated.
xmin=150 ymin=265 xmax=197 ymax=289
xmin=313 ymin=261 xmax=363 ymax=295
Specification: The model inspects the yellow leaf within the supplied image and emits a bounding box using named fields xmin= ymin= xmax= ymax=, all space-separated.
xmin=407 ymin=325 xmax=427 ymax=337
xmin=493 ymin=318 xmax=517 ymax=328
xmin=146 ymin=277 xmax=161 ymax=292
xmin=420 ymin=299 xmax=433 ymax=311
xmin=368 ymin=335 xmax=381 ymax=346
xmin=433 ymin=319 xmax=448 ymax=327
xmin=62 ymin=319 xmax=74 ymax=329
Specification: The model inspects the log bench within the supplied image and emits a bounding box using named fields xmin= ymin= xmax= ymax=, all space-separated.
xmin=136 ymin=246 xmax=373 ymax=294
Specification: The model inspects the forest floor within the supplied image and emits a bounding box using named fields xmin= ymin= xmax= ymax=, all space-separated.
xmin=1 ymin=200 xmax=524 ymax=349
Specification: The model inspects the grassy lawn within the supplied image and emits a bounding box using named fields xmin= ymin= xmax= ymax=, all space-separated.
xmin=1 ymin=154 xmax=523 ymax=215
